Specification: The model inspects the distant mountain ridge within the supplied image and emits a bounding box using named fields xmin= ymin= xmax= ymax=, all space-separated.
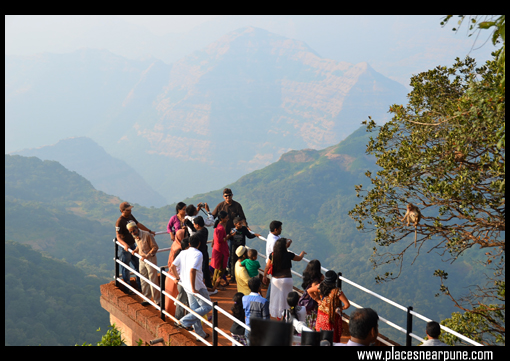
xmin=12 ymin=137 xmax=167 ymax=208
xmin=5 ymin=27 xmax=408 ymax=204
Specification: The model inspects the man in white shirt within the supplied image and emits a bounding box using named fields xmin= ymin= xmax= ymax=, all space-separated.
xmin=170 ymin=234 xmax=212 ymax=340
xmin=264 ymin=220 xmax=293 ymax=302
xmin=420 ymin=321 xmax=449 ymax=346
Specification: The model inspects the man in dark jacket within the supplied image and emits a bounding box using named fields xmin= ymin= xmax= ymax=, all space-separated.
xmin=212 ymin=188 xmax=246 ymax=234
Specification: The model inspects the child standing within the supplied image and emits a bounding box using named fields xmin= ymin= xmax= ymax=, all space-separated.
xmin=241 ymin=249 xmax=261 ymax=278
xmin=230 ymin=292 xmax=248 ymax=346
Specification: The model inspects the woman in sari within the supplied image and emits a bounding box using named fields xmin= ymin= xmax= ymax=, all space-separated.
xmin=164 ymin=228 xmax=185 ymax=317
xmin=308 ymin=270 xmax=350 ymax=343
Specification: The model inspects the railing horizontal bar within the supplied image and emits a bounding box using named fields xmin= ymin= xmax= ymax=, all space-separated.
xmin=116 ymin=278 xmax=160 ymax=310
xmin=409 ymin=310 xmax=483 ymax=346
xmin=213 ymin=326 xmax=244 ymax=346
xmin=379 ymin=315 xmax=407 ymax=334
xmin=409 ymin=333 xmax=426 ymax=343
xmin=116 ymin=259 xmax=161 ymax=293
xmin=214 ymin=304 xmax=250 ymax=331
xmin=339 ymin=276 xmax=408 ymax=312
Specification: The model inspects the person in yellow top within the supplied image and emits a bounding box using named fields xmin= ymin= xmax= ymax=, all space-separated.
xmin=128 ymin=221 xmax=160 ymax=307
xmin=234 ymin=246 xmax=251 ymax=295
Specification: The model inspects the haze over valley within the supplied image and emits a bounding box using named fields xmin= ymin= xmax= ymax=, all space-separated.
xmin=5 ymin=15 xmax=501 ymax=346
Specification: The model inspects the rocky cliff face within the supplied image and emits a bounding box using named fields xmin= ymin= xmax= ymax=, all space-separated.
xmin=5 ymin=27 xmax=407 ymax=204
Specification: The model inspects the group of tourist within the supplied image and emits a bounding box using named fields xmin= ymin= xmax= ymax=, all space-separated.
xmin=115 ymin=189 xmax=449 ymax=346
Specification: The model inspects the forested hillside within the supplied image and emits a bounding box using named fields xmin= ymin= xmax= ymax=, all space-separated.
xmin=5 ymin=241 xmax=109 ymax=346
xmin=4 ymin=155 xmax=168 ymax=345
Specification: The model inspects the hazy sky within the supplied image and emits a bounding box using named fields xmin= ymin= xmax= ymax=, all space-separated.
xmin=5 ymin=15 xmax=498 ymax=88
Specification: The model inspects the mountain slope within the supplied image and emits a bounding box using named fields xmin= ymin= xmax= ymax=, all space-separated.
xmin=13 ymin=137 xmax=167 ymax=208
xmin=115 ymin=27 xmax=407 ymax=202
xmin=5 ymin=27 xmax=408 ymax=204
xmin=5 ymin=241 xmax=109 ymax=346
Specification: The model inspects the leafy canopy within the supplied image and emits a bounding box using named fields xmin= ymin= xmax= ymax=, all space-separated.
xmin=349 ymin=55 xmax=505 ymax=345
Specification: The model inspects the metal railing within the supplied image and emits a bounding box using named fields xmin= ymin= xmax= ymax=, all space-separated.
xmin=113 ymin=233 xmax=249 ymax=346
xmin=251 ymin=233 xmax=483 ymax=346
xmin=113 ymin=230 xmax=483 ymax=346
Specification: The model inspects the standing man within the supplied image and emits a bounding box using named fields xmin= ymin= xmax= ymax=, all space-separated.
xmin=265 ymin=220 xmax=282 ymax=262
xmin=128 ymin=221 xmax=160 ymax=307
xmin=115 ymin=201 xmax=155 ymax=294
xmin=212 ymin=188 xmax=247 ymax=278
xmin=212 ymin=188 xmax=246 ymax=235
xmin=263 ymin=220 xmax=293 ymax=302
xmin=170 ymin=234 xmax=212 ymax=341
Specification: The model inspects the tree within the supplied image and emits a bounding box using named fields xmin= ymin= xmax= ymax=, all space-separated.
xmin=441 ymin=15 xmax=505 ymax=188
xmin=349 ymin=55 xmax=505 ymax=345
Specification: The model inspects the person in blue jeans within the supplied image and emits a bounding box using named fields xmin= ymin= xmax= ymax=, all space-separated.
xmin=117 ymin=242 xmax=141 ymax=292
xmin=115 ymin=201 xmax=154 ymax=293
xmin=242 ymin=277 xmax=270 ymax=344
xmin=170 ymin=234 xmax=212 ymax=341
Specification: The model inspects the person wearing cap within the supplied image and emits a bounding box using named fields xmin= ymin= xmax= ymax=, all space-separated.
xmin=212 ymin=188 xmax=248 ymax=281
xmin=308 ymin=270 xmax=350 ymax=343
xmin=234 ymin=245 xmax=251 ymax=295
xmin=128 ymin=221 xmax=160 ymax=307
xmin=115 ymin=201 xmax=154 ymax=294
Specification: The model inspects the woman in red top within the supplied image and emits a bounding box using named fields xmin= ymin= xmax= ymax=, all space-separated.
xmin=211 ymin=211 xmax=235 ymax=291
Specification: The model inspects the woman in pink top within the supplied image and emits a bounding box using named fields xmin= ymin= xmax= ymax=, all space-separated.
xmin=167 ymin=202 xmax=186 ymax=241
xmin=211 ymin=211 xmax=235 ymax=291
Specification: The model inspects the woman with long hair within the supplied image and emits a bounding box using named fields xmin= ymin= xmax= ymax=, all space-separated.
xmin=210 ymin=211 xmax=235 ymax=290
xmin=230 ymin=292 xmax=247 ymax=346
xmin=264 ymin=238 xmax=306 ymax=319
xmin=167 ymin=202 xmax=186 ymax=241
xmin=301 ymin=259 xmax=324 ymax=329
xmin=308 ymin=270 xmax=350 ymax=343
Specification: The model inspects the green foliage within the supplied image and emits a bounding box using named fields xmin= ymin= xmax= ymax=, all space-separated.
xmin=76 ymin=324 xmax=125 ymax=346
xmin=349 ymin=55 xmax=505 ymax=345
xmin=440 ymin=301 xmax=505 ymax=346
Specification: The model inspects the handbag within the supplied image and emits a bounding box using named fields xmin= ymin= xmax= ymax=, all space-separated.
xmin=298 ymin=291 xmax=318 ymax=313
xmin=267 ymin=253 xmax=273 ymax=275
